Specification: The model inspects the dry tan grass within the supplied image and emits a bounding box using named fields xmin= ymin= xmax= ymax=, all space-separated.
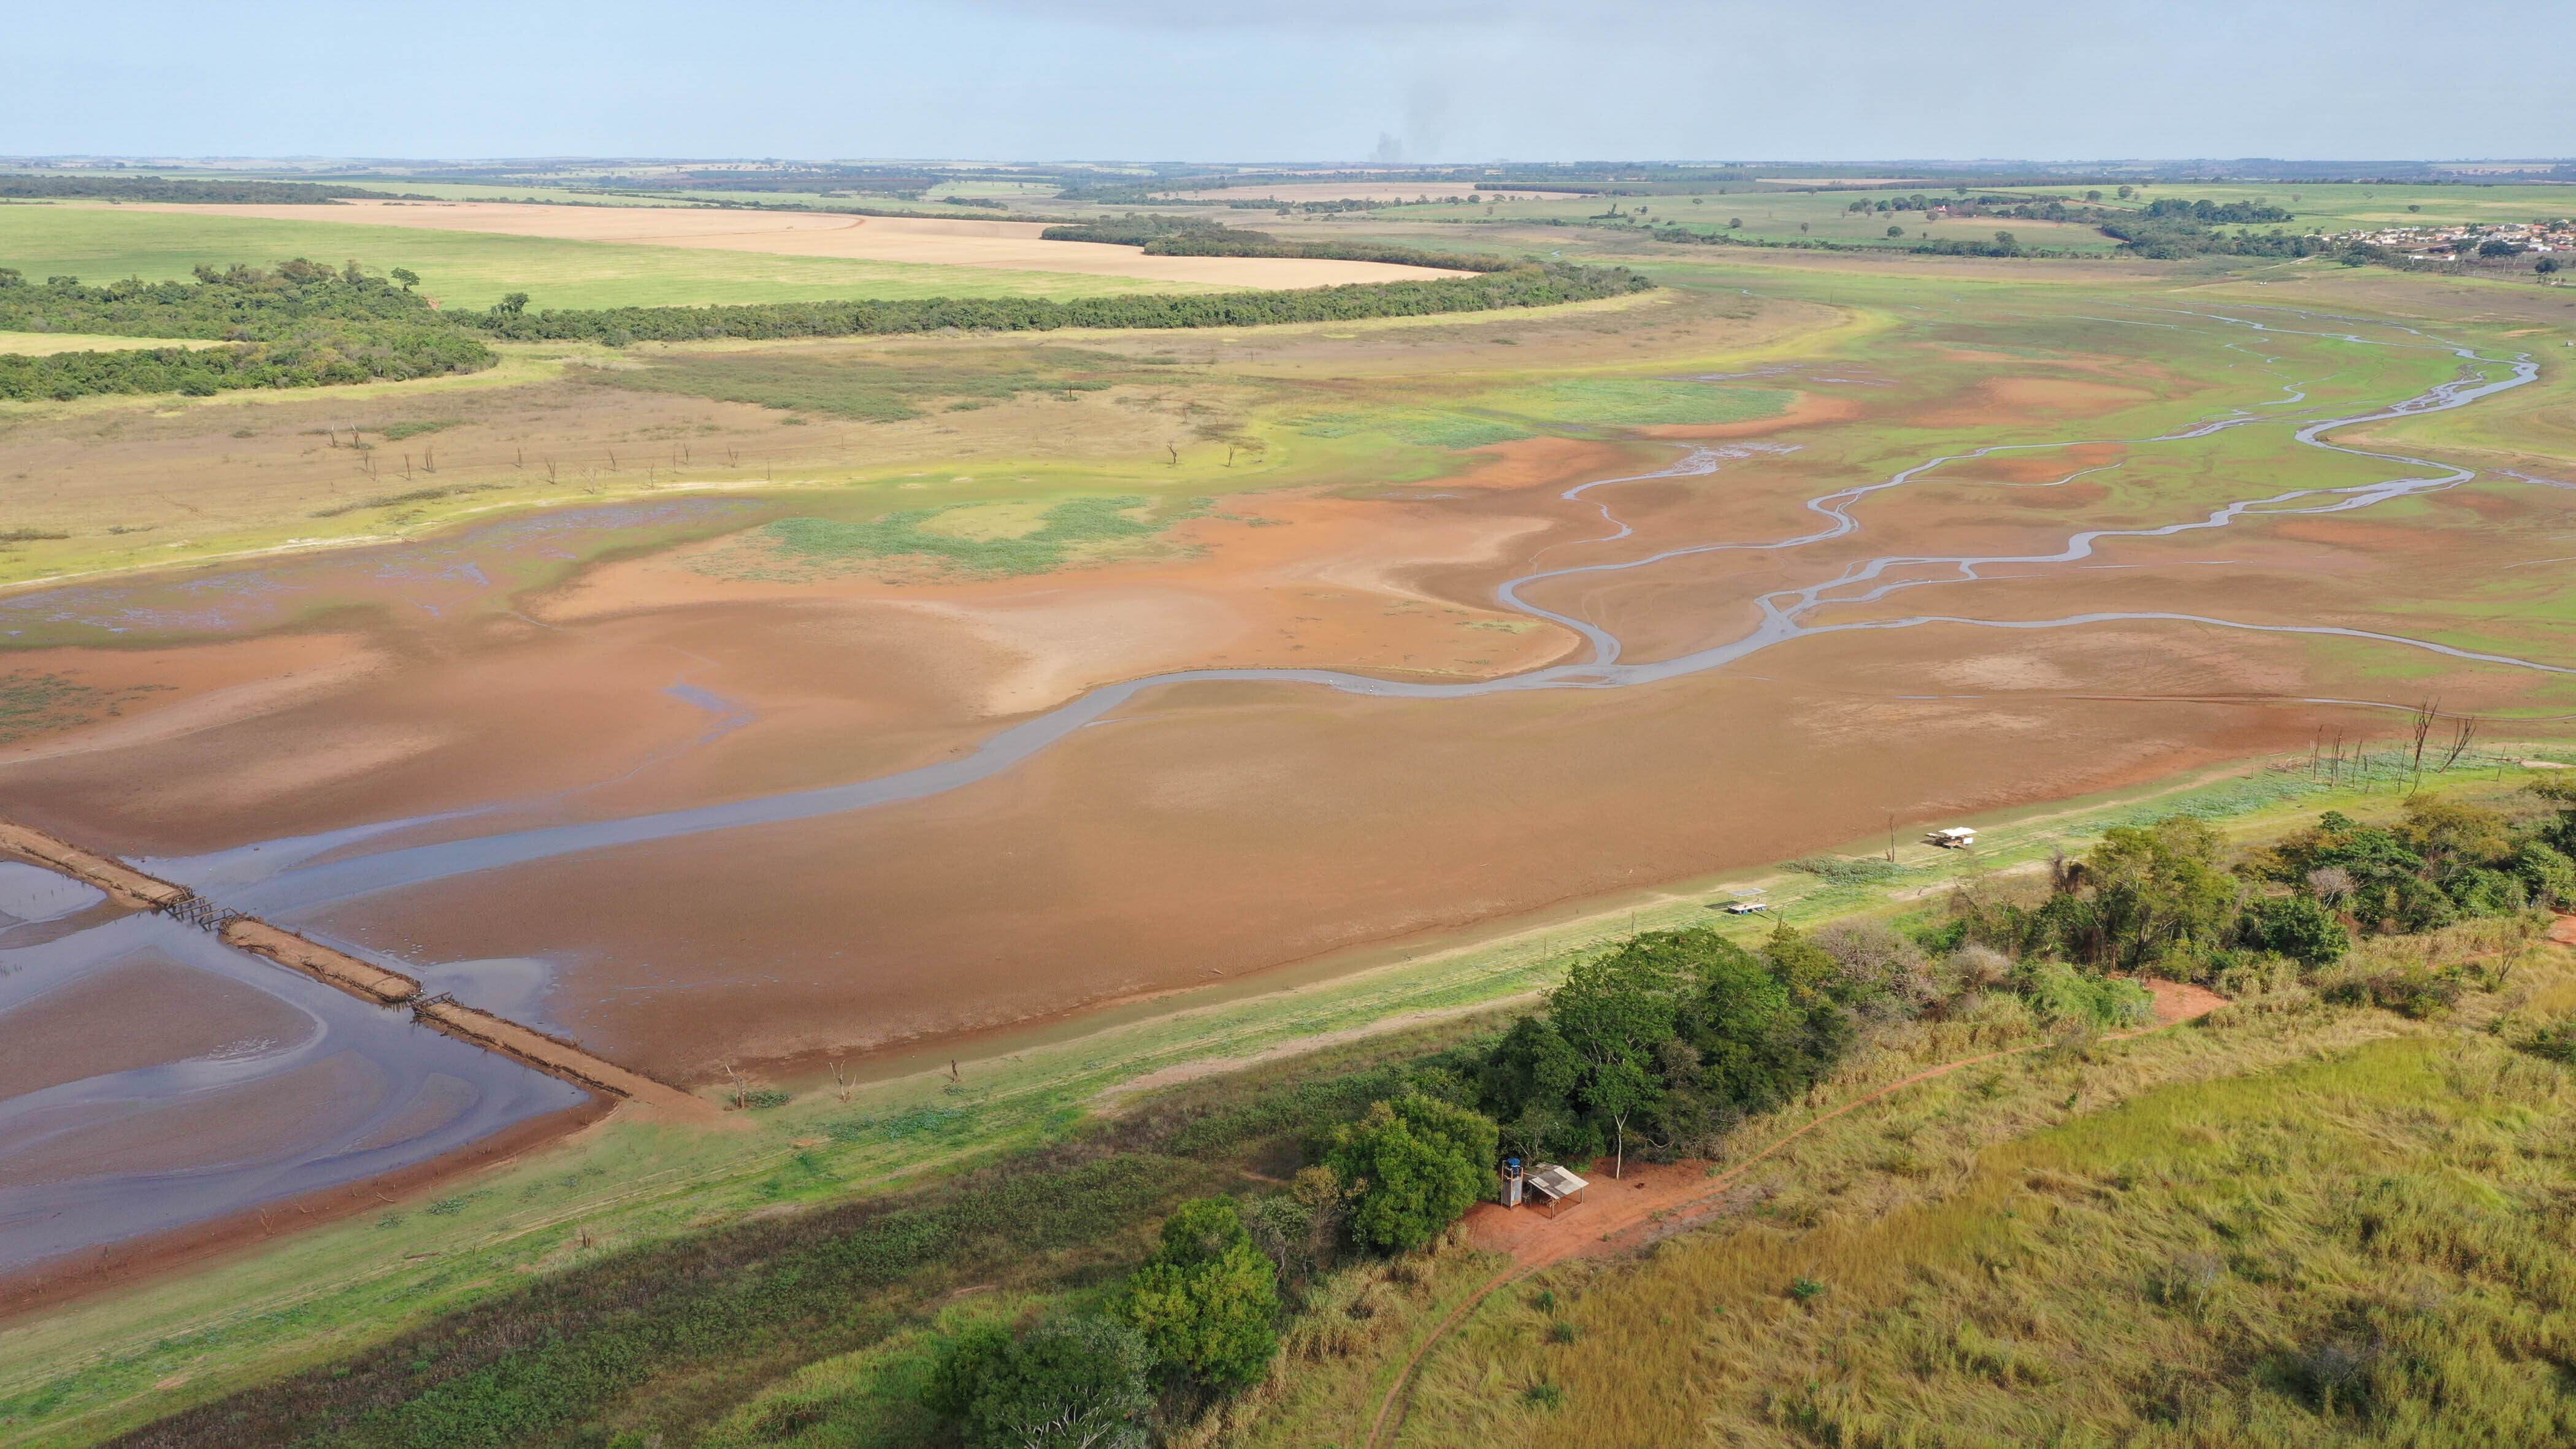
xmin=1221 ymin=942 xmax=2576 ymax=1448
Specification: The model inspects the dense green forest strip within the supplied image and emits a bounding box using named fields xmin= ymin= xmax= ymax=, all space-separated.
xmin=460 ymin=262 xmax=1647 ymax=345
xmin=0 ymin=174 xmax=416 ymax=203
xmin=1040 ymin=216 xmax=1514 ymax=272
xmin=0 ymin=256 xmax=1644 ymax=400
xmin=0 ymin=332 xmax=490 ymax=400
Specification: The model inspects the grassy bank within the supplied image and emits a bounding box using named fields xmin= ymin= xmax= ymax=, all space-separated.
xmin=1363 ymin=945 xmax=2576 ymax=1448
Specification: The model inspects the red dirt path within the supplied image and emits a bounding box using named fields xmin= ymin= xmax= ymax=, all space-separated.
xmin=1362 ymin=977 xmax=2225 ymax=1448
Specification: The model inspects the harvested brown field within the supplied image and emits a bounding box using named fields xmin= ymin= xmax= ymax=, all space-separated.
xmin=116 ymin=201 xmax=1474 ymax=287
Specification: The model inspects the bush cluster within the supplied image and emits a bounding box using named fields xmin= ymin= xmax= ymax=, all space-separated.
xmin=0 ymin=261 xmax=494 ymax=400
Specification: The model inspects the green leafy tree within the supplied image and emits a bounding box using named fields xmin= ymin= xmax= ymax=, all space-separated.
xmin=496 ymin=291 xmax=531 ymax=316
xmin=1327 ymin=1095 xmax=1494 ymax=1253
xmin=389 ymin=267 xmax=420 ymax=290
xmin=1118 ymin=1198 xmax=1281 ymax=1390
xmin=1887 ymin=224 xmax=1904 ymax=238
xmin=1480 ymin=1014 xmax=1588 ymax=1161
xmin=1551 ymin=949 xmax=1678 ymax=1176
xmin=1128 ymin=1204 xmax=1288 ymax=1390
xmin=935 ymin=1318 xmax=1153 ymax=1449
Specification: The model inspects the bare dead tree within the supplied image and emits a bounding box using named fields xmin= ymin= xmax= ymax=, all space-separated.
xmin=830 ymin=1061 xmax=851 ymax=1103
xmin=2409 ymin=699 xmax=2439 ymax=784
xmin=2439 ymin=716 xmax=2479 ymax=773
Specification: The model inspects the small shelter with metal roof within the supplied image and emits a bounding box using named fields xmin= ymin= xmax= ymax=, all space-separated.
xmin=1524 ymin=1163 xmax=1589 ymax=1215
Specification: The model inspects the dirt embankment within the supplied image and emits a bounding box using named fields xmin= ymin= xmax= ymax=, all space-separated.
xmin=1 ymin=817 xmax=725 ymax=1125
xmin=0 ymin=819 xmax=185 ymax=910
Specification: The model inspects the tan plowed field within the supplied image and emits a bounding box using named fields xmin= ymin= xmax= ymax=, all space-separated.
xmin=119 ymin=201 xmax=1476 ymax=287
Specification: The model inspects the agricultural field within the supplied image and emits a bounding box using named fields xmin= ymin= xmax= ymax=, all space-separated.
xmin=0 ymin=204 xmax=1215 ymax=312
xmin=5 ymin=179 xmax=2576 ymax=1447
xmin=1360 ymin=178 xmax=2576 ymax=255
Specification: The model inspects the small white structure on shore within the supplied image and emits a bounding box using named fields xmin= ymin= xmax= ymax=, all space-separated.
xmin=1525 ymin=1163 xmax=1589 ymax=1216
xmin=1926 ymin=827 xmax=1978 ymax=849
xmin=1723 ymin=901 xmax=1769 ymax=916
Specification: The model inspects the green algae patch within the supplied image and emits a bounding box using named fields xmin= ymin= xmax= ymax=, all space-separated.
xmin=731 ymin=494 xmax=1176 ymax=579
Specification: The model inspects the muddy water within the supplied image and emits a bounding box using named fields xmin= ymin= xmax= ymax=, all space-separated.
xmin=0 ymin=908 xmax=585 ymax=1272
xmin=151 ymin=308 xmax=2555 ymax=919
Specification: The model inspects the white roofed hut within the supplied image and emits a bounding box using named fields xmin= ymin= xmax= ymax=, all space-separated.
xmin=1925 ymin=827 xmax=1977 ymax=849
xmin=1524 ymin=1163 xmax=1589 ymax=1216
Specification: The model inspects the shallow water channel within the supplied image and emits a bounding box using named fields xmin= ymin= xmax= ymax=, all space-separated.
xmin=0 ymin=901 xmax=584 ymax=1272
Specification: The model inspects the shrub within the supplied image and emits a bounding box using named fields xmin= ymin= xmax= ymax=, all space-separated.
xmin=2015 ymin=962 xmax=2154 ymax=1029
xmin=2520 ymin=1014 xmax=2576 ymax=1065
xmin=934 ymin=1317 xmax=1153 ymax=1449
xmin=1118 ymin=1197 xmax=1281 ymax=1390
xmin=2330 ymin=965 xmax=2469 ymax=1019
xmin=2241 ymin=894 xmax=2351 ymax=967
xmin=2515 ymin=841 xmax=2576 ymax=909
xmin=1325 ymin=1095 xmax=1495 ymax=1254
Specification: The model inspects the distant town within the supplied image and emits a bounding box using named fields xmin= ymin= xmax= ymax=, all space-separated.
xmin=2323 ymin=216 xmax=2574 ymax=259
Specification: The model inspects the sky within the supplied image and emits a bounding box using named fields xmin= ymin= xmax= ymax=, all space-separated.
xmin=10 ymin=0 xmax=2572 ymax=164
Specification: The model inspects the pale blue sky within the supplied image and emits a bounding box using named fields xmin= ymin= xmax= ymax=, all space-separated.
xmin=10 ymin=1 xmax=2570 ymax=163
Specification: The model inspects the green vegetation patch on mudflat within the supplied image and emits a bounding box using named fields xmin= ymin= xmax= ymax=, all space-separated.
xmin=749 ymin=495 xmax=1171 ymax=578
xmin=0 ymin=671 xmax=131 ymax=744
xmin=597 ymin=347 xmax=1130 ymax=422
xmin=1509 ymin=376 xmax=1795 ymax=427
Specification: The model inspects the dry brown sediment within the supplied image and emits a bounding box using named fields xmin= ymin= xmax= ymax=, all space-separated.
xmin=1 ymin=816 xmax=727 ymax=1124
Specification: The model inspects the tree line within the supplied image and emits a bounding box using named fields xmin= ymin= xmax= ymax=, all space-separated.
xmin=1038 ymin=215 xmax=1514 ymax=272
xmin=0 ymin=257 xmax=1647 ymax=402
xmin=0 ymin=173 xmax=415 ymax=203
xmin=460 ymin=262 xmax=1649 ymax=345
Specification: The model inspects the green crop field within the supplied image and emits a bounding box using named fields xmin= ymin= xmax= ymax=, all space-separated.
xmin=0 ymin=204 xmax=1205 ymax=311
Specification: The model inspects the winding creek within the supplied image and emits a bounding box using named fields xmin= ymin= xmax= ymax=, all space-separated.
xmin=152 ymin=307 xmax=2563 ymax=918
xmin=2 ymin=304 xmax=2565 ymax=1271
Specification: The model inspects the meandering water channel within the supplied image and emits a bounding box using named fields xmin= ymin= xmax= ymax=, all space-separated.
xmin=3 ymin=305 xmax=2562 ymax=1272
xmin=155 ymin=307 xmax=2561 ymax=919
